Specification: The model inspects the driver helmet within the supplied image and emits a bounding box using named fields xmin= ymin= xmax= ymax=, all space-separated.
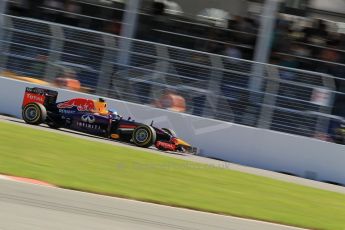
xmin=94 ymin=98 xmax=108 ymax=115
xmin=108 ymin=109 xmax=118 ymax=116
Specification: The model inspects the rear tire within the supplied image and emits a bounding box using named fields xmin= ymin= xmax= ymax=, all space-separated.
xmin=132 ymin=125 xmax=156 ymax=148
xmin=22 ymin=103 xmax=47 ymax=125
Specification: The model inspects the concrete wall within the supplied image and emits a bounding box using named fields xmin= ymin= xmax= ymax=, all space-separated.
xmin=1 ymin=76 xmax=345 ymax=185
xmin=309 ymin=0 xmax=345 ymax=22
xmin=310 ymin=0 xmax=345 ymax=15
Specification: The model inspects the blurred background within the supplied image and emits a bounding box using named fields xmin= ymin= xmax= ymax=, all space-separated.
xmin=0 ymin=0 xmax=345 ymax=143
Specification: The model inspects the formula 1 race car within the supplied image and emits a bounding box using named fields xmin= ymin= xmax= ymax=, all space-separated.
xmin=21 ymin=87 xmax=196 ymax=153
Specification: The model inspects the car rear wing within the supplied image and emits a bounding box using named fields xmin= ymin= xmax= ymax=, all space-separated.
xmin=22 ymin=87 xmax=58 ymax=108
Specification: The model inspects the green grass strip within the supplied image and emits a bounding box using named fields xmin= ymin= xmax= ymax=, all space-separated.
xmin=0 ymin=121 xmax=344 ymax=230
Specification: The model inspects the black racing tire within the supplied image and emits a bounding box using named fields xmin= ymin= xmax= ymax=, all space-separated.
xmin=162 ymin=128 xmax=177 ymax=137
xmin=22 ymin=103 xmax=47 ymax=125
xmin=132 ymin=125 xmax=156 ymax=148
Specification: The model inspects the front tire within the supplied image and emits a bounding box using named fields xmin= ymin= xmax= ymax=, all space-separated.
xmin=132 ymin=125 xmax=156 ymax=148
xmin=162 ymin=128 xmax=177 ymax=137
xmin=22 ymin=103 xmax=47 ymax=125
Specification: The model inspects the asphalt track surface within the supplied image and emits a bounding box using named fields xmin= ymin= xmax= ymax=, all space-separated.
xmin=0 ymin=179 xmax=305 ymax=230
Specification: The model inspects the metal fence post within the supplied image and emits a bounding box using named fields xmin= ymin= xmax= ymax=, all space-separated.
xmin=0 ymin=15 xmax=10 ymax=71
xmin=207 ymin=56 xmax=224 ymax=118
xmin=96 ymin=34 xmax=117 ymax=96
xmin=118 ymin=0 xmax=140 ymax=67
xmin=44 ymin=24 xmax=64 ymax=82
xmin=314 ymin=75 xmax=336 ymax=135
xmin=258 ymin=65 xmax=280 ymax=129
xmin=0 ymin=0 xmax=7 ymax=37
xmin=0 ymin=0 xmax=8 ymax=71
xmin=155 ymin=45 xmax=170 ymax=73
xmin=250 ymin=0 xmax=279 ymax=93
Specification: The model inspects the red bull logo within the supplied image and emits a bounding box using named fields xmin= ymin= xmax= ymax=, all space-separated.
xmin=57 ymin=98 xmax=95 ymax=111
